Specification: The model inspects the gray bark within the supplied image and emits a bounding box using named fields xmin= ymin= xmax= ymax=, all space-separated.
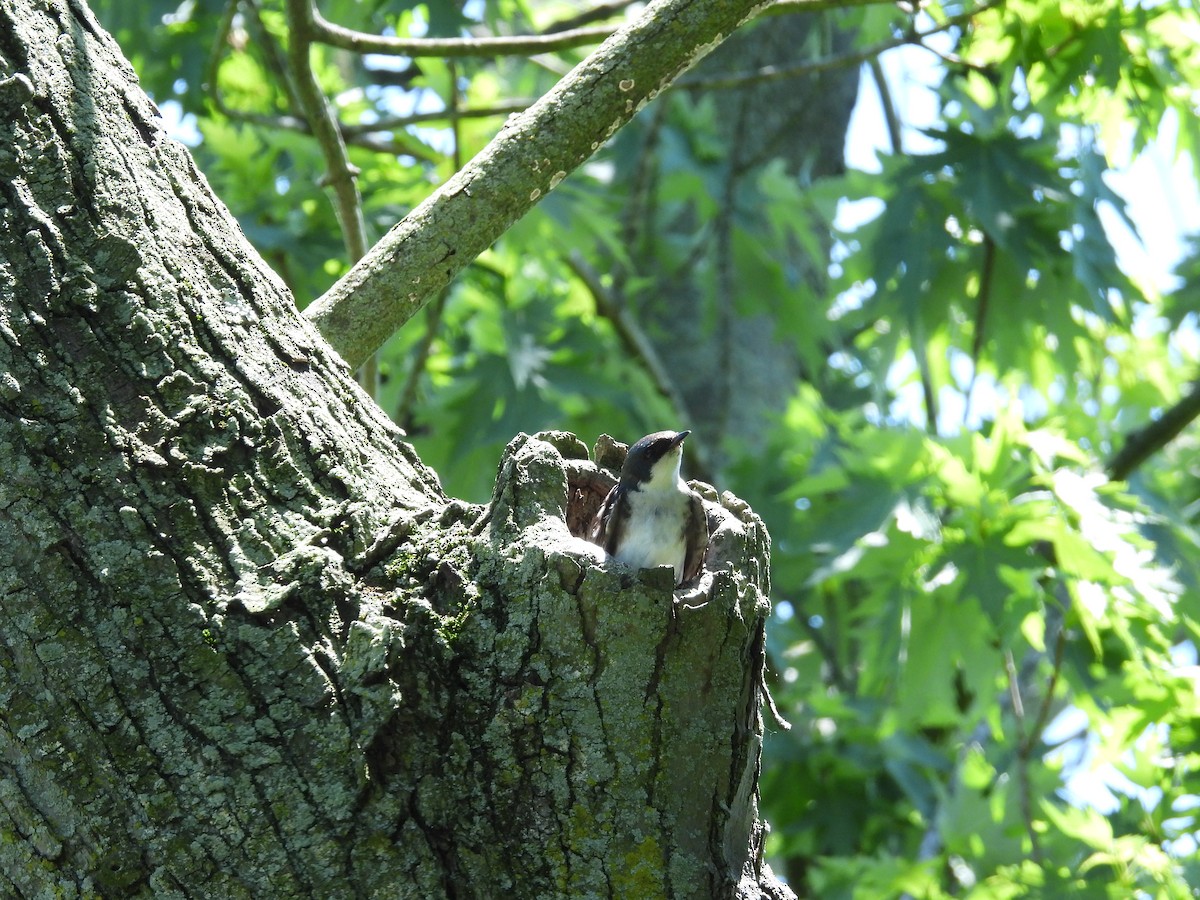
xmin=0 ymin=1 xmax=786 ymax=897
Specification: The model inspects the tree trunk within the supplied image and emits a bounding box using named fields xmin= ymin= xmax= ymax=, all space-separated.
xmin=0 ymin=1 xmax=785 ymax=897
xmin=626 ymin=12 xmax=861 ymax=469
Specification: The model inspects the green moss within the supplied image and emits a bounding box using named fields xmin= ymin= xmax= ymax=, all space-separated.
xmin=613 ymin=834 xmax=667 ymax=897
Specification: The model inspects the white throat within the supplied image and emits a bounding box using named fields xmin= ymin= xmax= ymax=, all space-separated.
xmin=642 ymin=448 xmax=683 ymax=493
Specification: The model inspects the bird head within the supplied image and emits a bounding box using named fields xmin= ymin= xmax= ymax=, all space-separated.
xmin=621 ymin=430 xmax=689 ymax=490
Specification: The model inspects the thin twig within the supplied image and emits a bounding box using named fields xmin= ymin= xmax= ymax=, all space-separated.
xmin=1004 ymin=649 xmax=1025 ymax=724
xmin=204 ymin=0 xmax=249 ymax=119
xmin=205 ymin=103 xmax=444 ymax=161
xmin=683 ymin=0 xmax=1004 ymax=91
xmin=310 ymin=0 xmax=900 ymax=60
xmin=204 ymin=2 xmax=442 ymax=161
xmin=397 ymin=291 xmax=448 ymax=432
xmin=963 ymin=234 xmax=996 ymax=427
xmin=867 ymin=34 xmax=940 ymax=435
xmin=1021 ymin=626 xmax=1066 ymax=757
xmin=543 ymin=1 xmax=637 ymax=33
xmin=869 ymin=56 xmax=902 ymax=155
xmin=285 ymin=0 xmax=373 ymax=389
xmin=341 ymin=101 xmax=534 ymax=135
xmin=206 ymin=1 xmax=312 ymax=137
xmin=312 ymin=14 xmax=616 ymax=58
xmin=1005 ymin=648 xmax=1043 ymax=864
xmin=762 ymin=0 xmax=897 ymax=10
xmin=244 ymin=0 xmax=306 ymax=113
xmin=397 ymin=62 xmax=464 ymax=429
xmin=801 ymin=596 xmax=849 ymax=692
xmin=712 ymin=61 xmax=756 ymax=457
xmin=615 ymin=100 xmax=667 ymax=298
xmin=911 ymin=313 xmax=940 ymax=436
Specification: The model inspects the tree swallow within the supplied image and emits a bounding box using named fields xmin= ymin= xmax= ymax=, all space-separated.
xmin=592 ymin=430 xmax=709 ymax=586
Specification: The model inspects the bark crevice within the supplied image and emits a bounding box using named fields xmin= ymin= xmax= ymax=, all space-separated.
xmin=1 ymin=1 xmax=790 ymax=895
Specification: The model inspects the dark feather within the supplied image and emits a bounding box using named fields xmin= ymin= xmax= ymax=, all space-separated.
xmin=591 ymin=483 xmax=627 ymax=553
xmin=682 ymin=490 xmax=709 ymax=583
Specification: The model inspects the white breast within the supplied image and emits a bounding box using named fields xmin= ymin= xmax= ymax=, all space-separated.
xmin=613 ymin=483 xmax=689 ymax=582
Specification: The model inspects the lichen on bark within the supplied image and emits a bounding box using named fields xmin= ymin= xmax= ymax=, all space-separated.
xmin=0 ymin=0 xmax=790 ymax=895
xmin=345 ymin=431 xmax=785 ymax=897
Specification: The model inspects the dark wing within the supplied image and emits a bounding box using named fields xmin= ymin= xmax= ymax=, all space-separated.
xmin=591 ymin=484 xmax=625 ymax=553
xmin=682 ymin=490 xmax=709 ymax=583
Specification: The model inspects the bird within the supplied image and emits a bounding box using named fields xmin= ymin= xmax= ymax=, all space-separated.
xmin=591 ymin=430 xmax=709 ymax=586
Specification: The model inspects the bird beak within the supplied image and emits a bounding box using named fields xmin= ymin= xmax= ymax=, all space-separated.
xmin=670 ymin=431 xmax=690 ymax=449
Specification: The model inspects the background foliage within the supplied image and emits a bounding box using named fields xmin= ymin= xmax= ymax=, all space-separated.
xmin=94 ymin=0 xmax=1200 ymax=895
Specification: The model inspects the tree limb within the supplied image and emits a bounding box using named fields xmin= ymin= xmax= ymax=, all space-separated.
xmin=285 ymin=0 xmax=368 ymax=263
xmin=309 ymin=0 xmax=892 ymax=59
xmin=543 ymin=0 xmax=638 ymax=33
xmin=713 ymin=77 xmax=754 ymax=455
xmin=341 ymin=101 xmax=535 ymax=134
xmin=304 ymin=0 xmax=775 ymax=370
xmin=869 ymin=55 xmax=902 ymax=156
xmin=963 ymin=233 xmax=996 ymax=427
xmin=396 ymin=63 xmax=465 ymax=432
xmin=312 ymin=15 xmax=618 ymax=58
xmin=287 ymin=0 xmax=381 ymax=388
xmin=681 ymin=0 xmax=1005 ymax=90
xmin=1107 ymin=381 xmax=1200 ymax=481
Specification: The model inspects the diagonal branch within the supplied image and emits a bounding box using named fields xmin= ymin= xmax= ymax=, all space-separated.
xmin=309 ymin=0 xmax=891 ymax=59
xmin=303 ymin=0 xmax=776 ymax=369
xmin=287 ymin=0 xmax=378 ymax=389
xmin=543 ymin=1 xmax=639 ymax=33
xmin=963 ymin=233 xmax=996 ymax=427
xmin=285 ymin=0 xmax=368 ymax=263
xmin=682 ymin=0 xmax=1005 ymax=90
xmin=1107 ymin=381 xmax=1200 ymax=481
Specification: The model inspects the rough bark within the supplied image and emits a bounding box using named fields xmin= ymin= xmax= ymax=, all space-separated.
xmin=0 ymin=1 xmax=786 ymax=897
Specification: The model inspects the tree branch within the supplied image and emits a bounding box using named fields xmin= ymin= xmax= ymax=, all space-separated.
xmin=309 ymin=0 xmax=894 ymax=60
xmin=869 ymin=55 xmax=902 ymax=156
xmin=396 ymin=62 xmax=464 ymax=432
xmin=1021 ymin=625 xmax=1066 ymax=757
xmin=245 ymin=0 xmax=307 ymax=113
xmin=713 ymin=79 xmax=755 ymax=455
xmin=287 ymin=0 xmax=380 ymax=388
xmin=543 ymin=1 xmax=638 ymax=33
xmin=1107 ymin=381 xmax=1200 ymax=481
xmin=304 ymin=0 xmax=774 ymax=370
xmin=764 ymin=0 xmax=893 ymax=10
xmin=682 ymin=0 xmax=1004 ymax=90
xmin=912 ymin=312 xmax=940 ymax=436
xmin=285 ymin=0 xmax=368 ymax=263
xmin=312 ymin=15 xmax=618 ymax=58
xmin=615 ymin=99 xmax=667 ymax=297
xmin=205 ymin=0 xmax=306 ymax=128
xmin=963 ymin=233 xmax=996 ymax=427
xmin=341 ymin=101 xmax=535 ymax=134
